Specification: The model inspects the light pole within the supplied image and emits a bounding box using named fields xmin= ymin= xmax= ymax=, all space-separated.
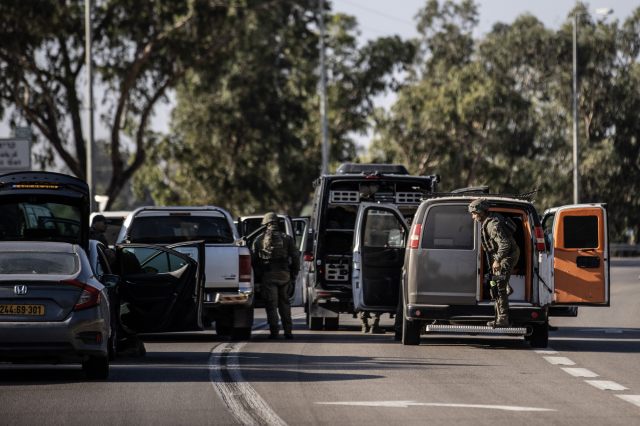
xmin=319 ymin=0 xmax=329 ymax=175
xmin=85 ymin=0 xmax=94 ymax=210
xmin=572 ymin=8 xmax=612 ymax=204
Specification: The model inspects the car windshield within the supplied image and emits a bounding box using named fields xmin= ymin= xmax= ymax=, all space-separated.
xmin=0 ymin=252 xmax=79 ymax=275
xmin=128 ymin=215 xmax=235 ymax=244
xmin=0 ymin=201 xmax=82 ymax=244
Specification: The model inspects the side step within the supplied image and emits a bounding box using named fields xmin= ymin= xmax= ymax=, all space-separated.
xmin=425 ymin=324 xmax=532 ymax=336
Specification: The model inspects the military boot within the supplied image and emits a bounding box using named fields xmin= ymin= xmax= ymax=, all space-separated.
xmin=361 ymin=318 xmax=370 ymax=333
xmin=268 ymin=328 xmax=279 ymax=340
xmin=284 ymin=330 xmax=293 ymax=340
xmin=369 ymin=318 xmax=386 ymax=334
xmin=487 ymin=318 xmax=510 ymax=328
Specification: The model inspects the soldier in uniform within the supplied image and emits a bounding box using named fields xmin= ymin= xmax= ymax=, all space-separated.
xmin=469 ymin=199 xmax=519 ymax=328
xmin=252 ymin=213 xmax=300 ymax=340
xmin=89 ymin=215 xmax=111 ymax=246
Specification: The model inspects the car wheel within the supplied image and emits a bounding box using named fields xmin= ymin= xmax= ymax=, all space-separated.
xmin=529 ymin=322 xmax=549 ymax=348
xmin=230 ymin=326 xmax=252 ymax=341
xmin=108 ymin=329 xmax=117 ymax=361
xmin=324 ymin=317 xmax=339 ymax=331
xmin=402 ymin=315 xmax=421 ymax=345
xmin=83 ymin=355 xmax=109 ymax=380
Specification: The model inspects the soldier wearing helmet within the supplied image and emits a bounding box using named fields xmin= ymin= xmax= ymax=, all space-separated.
xmin=251 ymin=213 xmax=300 ymax=339
xmin=469 ymin=199 xmax=519 ymax=328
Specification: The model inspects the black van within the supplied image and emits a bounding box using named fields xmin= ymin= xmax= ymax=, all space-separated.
xmin=303 ymin=163 xmax=439 ymax=330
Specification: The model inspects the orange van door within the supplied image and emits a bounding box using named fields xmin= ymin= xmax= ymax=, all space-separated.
xmin=552 ymin=205 xmax=609 ymax=306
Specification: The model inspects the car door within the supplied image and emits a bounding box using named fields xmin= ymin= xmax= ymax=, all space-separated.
xmin=290 ymin=218 xmax=309 ymax=307
xmin=352 ymin=203 xmax=408 ymax=312
xmin=116 ymin=241 xmax=206 ymax=333
xmin=548 ymin=204 xmax=610 ymax=306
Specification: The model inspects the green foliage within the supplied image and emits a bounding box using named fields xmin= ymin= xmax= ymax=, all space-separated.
xmin=134 ymin=9 xmax=415 ymax=216
xmin=370 ymin=1 xmax=640 ymax=241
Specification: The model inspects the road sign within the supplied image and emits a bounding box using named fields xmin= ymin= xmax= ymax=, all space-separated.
xmin=0 ymin=138 xmax=31 ymax=173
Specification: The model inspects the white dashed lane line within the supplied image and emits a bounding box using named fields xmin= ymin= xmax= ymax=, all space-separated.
xmin=543 ymin=356 xmax=576 ymax=365
xmin=617 ymin=395 xmax=640 ymax=407
xmin=585 ymin=381 xmax=630 ymax=391
xmin=533 ymin=348 xmax=558 ymax=354
xmin=561 ymin=368 xmax=600 ymax=378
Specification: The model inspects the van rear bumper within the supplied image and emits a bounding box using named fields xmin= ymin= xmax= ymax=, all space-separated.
xmin=405 ymin=304 xmax=547 ymax=323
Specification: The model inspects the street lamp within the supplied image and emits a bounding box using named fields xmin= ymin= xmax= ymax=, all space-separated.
xmin=572 ymin=7 xmax=612 ymax=204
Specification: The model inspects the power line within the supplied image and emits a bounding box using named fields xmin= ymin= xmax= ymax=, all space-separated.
xmin=336 ymin=0 xmax=414 ymax=26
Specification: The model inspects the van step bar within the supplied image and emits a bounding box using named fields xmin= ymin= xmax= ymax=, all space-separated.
xmin=425 ymin=324 xmax=532 ymax=336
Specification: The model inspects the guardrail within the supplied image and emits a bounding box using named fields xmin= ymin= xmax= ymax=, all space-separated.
xmin=610 ymin=243 xmax=640 ymax=257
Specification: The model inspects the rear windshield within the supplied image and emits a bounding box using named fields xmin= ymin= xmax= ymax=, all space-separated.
xmin=0 ymin=201 xmax=82 ymax=244
xmin=128 ymin=215 xmax=235 ymax=244
xmin=0 ymin=252 xmax=79 ymax=275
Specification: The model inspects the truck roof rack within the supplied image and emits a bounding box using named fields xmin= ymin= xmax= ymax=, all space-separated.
xmin=335 ymin=163 xmax=410 ymax=175
xmin=421 ymin=189 xmax=540 ymax=201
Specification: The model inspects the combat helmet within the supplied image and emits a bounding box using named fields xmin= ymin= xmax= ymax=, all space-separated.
xmin=262 ymin=212 xmax=279 ymax=225
xmin=468 ymin=198 xmax=489 ymax=214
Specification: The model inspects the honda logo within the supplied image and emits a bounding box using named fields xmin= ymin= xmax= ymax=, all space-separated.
xmin=14 ymin=285 xmax=27 ymax=295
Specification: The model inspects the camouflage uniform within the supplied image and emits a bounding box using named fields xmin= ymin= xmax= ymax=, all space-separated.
xmin=252 ymin=213 xmax=300 ymax=339
xmin=481 ymin=212 xmax=520 ymax=326
xmin=360 ymin=311 xmax=385 ymax=334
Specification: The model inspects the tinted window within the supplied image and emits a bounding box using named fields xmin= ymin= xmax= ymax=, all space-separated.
xmin=422 ymin=205 xmax=474 ymax=250
xmin=363 ymin=210 xmax=405 ymax=248
xmin=542 ymin=213 xmax=555 ymax=251
xmin=122 ymin=247 xmax=189 ymax=275
xmin=0 ymin=252 xmax=79 ymax=275
xmin=0 ymin=202 xmax=82 ymax=242
xmin=293 ymin=220 xmax=306 ymax=249
xmin=564 ymin=216 xmax=598 ymax=248
xmin=128 ymin=215 xmax=234 ymax=244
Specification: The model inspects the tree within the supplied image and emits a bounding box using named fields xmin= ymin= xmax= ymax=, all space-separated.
xmin=0 ymin=0 xmax=296 ymax=209
xmin=134 ymin=10 xmax=415 ymax=217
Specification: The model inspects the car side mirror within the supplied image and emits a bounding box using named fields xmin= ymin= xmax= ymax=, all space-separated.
xmin=100 ymin=274 xmax=121 ymax=287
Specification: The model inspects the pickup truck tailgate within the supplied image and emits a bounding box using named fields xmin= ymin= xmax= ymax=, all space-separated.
xmin=205 ymin=245 xmax=239 ymax=288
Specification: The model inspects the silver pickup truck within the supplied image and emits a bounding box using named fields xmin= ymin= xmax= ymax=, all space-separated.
xmin=116 ymin=206 xmax=254 ymax=340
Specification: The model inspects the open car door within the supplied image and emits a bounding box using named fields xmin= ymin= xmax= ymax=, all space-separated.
xmin=352 ymin=203 xmax=408 ymax=312
xmin=116 ymin=241 xmax=206 ymax=333
xmin=549 ymin=204 xmax=610 ymax=306
xmin=290 ymin=218 xmax=309 ymax=307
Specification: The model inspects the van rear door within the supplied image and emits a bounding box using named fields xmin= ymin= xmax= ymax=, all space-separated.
xmin=352 ymin=203 xmax=408 ymax=312
xmin=549 ymin=204 xmax=609 ymax=306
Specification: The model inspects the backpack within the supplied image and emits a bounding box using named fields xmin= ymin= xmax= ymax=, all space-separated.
xmin=261 ymin=229 xmax=289 ymax=262
xmin=492 ymin=213 xmax=517 ymax=237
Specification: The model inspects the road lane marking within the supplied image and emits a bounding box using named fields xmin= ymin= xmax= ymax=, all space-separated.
xmin=533 ymin=348 xmax=558 ymax=354
xmin=543 ymin=356 xmax=576 ymax=365
xmin=209 ymin=342 xmax=288 ymax=426
xmin=616 ymin=395 xmax=640 ymax=407
xmin=316 ymin=401 xmax=555 ymax=412
xmin=584 ymin=381 xmax=629 ymax=391
xmin=561 ymin=368 xmax=600 ymax=378
xmin=579 ymin=328 xmax=640 ymax=333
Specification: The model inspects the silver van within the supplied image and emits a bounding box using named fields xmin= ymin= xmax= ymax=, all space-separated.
xmin=349 ymin=191 xmax=610 ymax=348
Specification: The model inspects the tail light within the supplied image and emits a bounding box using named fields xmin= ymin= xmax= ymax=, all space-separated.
xmin=62 ymin=279 xmax=102 ymax=311
xmin=409 ymin=224 xmax=422 ymax=249
xmin=239 ymin=254 xmax=251 ymax=282
xmin=304 ymin=254 xmax=313 ymax=262
xmin=534 ymin=226 xmax=546 ymax=251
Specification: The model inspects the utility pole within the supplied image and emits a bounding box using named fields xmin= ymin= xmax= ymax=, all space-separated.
xmin=572 ymin=13 xmax=579 ymax=204
xmin=319 ymin=0 xmax=329 ymax=175
xmin=85 ymin=0 xmax=94 ymax=210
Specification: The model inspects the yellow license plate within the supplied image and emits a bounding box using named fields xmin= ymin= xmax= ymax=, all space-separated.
xmin=0 ymin=304 xmax=45 ymax=315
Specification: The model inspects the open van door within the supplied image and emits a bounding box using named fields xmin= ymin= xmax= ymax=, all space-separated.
xmin=352 ymin=203 xmax=408 ymax=312
xmin=290 ymin=218 xmax=309 ymax=307
xmin=116 ymin=241 xmax=206 ymax=333
xmin=549 ymin=205 xmax=609 ymax=306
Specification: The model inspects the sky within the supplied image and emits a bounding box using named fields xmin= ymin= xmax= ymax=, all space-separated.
xmin=1 ymin=0 xmax=638 ymax=159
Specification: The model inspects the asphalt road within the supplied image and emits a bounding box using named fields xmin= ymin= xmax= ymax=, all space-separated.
xmin=2 ymin=259 xmax=639 ymax=426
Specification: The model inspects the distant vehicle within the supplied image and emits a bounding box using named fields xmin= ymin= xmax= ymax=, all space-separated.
xmin=393 ymin=191 xmax=610 ymax=348
xmin=237 ymin=214 xmax=309 ymax=307
xmin=90 ymin=211 xmax=130 ymax=247
xmin=304 ymin=163 xmax=439 ymax=331
xmin=0 ymin=172 xmax=115 ymax=379
xmin=116 ymin=207 xmax=253 ymax=340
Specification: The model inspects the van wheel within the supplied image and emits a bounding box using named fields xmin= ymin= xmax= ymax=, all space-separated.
xmin=402 ymin=316 xmax=421 ymax=345
xmin=529 ymin=322 xmax=549 ymax=348
xmin=216 ymin=323 xmax=231 ymax=336
xmin=324 ymin=317 xmax=339 ymax=331
xmin=108 ymin=329 xmax=117 ymax=361
xmin=230 ymin=326 xmax=252 ymax=341
xmin=83 ymin=355 xmax=109 ymax=380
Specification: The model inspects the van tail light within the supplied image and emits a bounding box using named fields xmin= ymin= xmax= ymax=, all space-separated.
xmin=239 ymin=254 xmax=252 ymax=282
xmin=534 ymin=226 xmax=546 ymax=251
xmin=62 ymin=279 xmax=102 ymax=311
xmin=304 ymin=254 xmax=313 ymax=262
xmin=409 ymin=224 xmax=422 ymax=249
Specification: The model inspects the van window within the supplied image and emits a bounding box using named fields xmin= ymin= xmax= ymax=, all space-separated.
xmin=564 ymin=216 xmax=598 ymax=249
xmin=363 ymin=210 xmax=405 ymax=248
xmin=422 ymin=205 xmax=474 ymax=250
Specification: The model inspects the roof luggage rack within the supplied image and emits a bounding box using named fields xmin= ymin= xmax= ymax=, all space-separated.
xmin=420 ymin=189 xmax=540 ymax=201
